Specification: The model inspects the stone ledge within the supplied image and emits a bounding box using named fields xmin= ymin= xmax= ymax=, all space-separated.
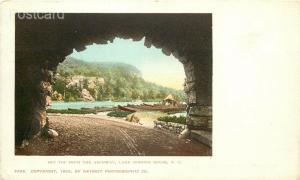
xmin=188 ymin=106 xmax=212 ymax=116
xmin=190 ymin=130 xmax=212 ymax=148
xmin=186 ymin=116 xmax=211 ymax=127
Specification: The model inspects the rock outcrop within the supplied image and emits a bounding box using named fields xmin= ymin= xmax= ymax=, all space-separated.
xmin=66 ymin=75 xmax=104 ymax=89
xmin=81 ymin=89 xmax=95 ymax=101
xmin=52 ymin=91 xmax=63 ymax=101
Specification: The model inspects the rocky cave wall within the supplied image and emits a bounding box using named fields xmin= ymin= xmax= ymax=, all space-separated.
xmin=15 ymin=13 xmax=212 ymax=145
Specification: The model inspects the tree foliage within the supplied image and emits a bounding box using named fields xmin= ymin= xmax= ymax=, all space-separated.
xmin=53 ymin=57 xmax=186 ymax=102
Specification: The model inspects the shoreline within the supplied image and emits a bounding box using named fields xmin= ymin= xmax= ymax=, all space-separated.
xmin=47 ymin=113 xmax=156 ymax=129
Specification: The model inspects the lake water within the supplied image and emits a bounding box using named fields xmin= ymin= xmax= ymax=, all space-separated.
xmin=50 ymin=101 xmax=159 ymax=110
xmin=50 ymin=101 xmax=187 ymax=117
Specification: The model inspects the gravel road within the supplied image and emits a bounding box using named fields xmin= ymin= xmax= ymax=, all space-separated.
xmin=16 ymin=114 xmax=211 ymax=156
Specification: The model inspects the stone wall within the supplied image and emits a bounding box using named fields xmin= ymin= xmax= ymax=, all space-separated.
xmin=187 ymin=105 xmax=212 ymax=130
xmin=15 ymin=13 xmax=212 ymax=145
xmin=15 ymin=63 xmax=53 ymax=144
xmin=154 ymin=121 xmax=187 ymax=134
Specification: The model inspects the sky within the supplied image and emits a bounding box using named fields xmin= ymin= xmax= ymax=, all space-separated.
xmin=69 ymin=37 xmax=185 ymax=90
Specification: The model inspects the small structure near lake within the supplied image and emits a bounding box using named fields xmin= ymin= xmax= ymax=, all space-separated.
xmin=162 ymin=94 xmax=178 ymax=106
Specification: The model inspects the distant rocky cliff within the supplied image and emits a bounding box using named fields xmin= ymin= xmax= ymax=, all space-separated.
xmin=51 ymin=57 xmax=185 ymax=102
xmin=52 ymin=73 xmax=105 ymax=101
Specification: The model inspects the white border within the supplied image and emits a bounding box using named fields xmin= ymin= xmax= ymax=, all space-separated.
xmin=1 ymin=0 xmax=300 ymax=179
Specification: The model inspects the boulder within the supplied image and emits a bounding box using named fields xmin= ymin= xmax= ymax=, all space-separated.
xmin=47 ymin=129 xmax=59 ymax=138
xmin=20 ymin=139 xmax=29 ymax=149
xmin=178 ymin=129 xmax=190 ymax=139
xmin=126 ymin=111 xmax=168 ymax=128
xmin=126 ymin=113 xmax=140 ymax=123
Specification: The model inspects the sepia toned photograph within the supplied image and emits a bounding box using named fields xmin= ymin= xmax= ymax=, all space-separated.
xmin=15 ymin=13 xmax=212 ymax=156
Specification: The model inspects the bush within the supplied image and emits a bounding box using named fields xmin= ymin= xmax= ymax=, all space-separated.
xmin=107 ymin=109 xmax=132 ymax=117
xmin=46 ymin=109 xmax=91 ymax=114
xmin=157 ymin=115 xmax=186 ymax=124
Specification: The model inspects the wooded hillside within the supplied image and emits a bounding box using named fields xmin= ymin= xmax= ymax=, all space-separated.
xmin=52 ymin=57 xmax=185 ymax=102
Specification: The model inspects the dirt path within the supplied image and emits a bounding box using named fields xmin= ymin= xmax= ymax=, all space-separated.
xmin=16 ymin=115 xmax=211 ymax=156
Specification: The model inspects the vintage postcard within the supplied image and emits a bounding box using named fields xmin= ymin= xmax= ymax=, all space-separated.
xmin=14 ymin=13 xmax=212 ymax=156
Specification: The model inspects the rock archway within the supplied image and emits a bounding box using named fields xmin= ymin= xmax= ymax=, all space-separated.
xmin=15 ymin=13 xmax=212 ymax=146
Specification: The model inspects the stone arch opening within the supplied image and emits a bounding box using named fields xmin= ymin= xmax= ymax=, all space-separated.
xmin=15 ymin=13 xmax=212 ymax=146
xmin=55 ymin=37 xmax=186 ymax=102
